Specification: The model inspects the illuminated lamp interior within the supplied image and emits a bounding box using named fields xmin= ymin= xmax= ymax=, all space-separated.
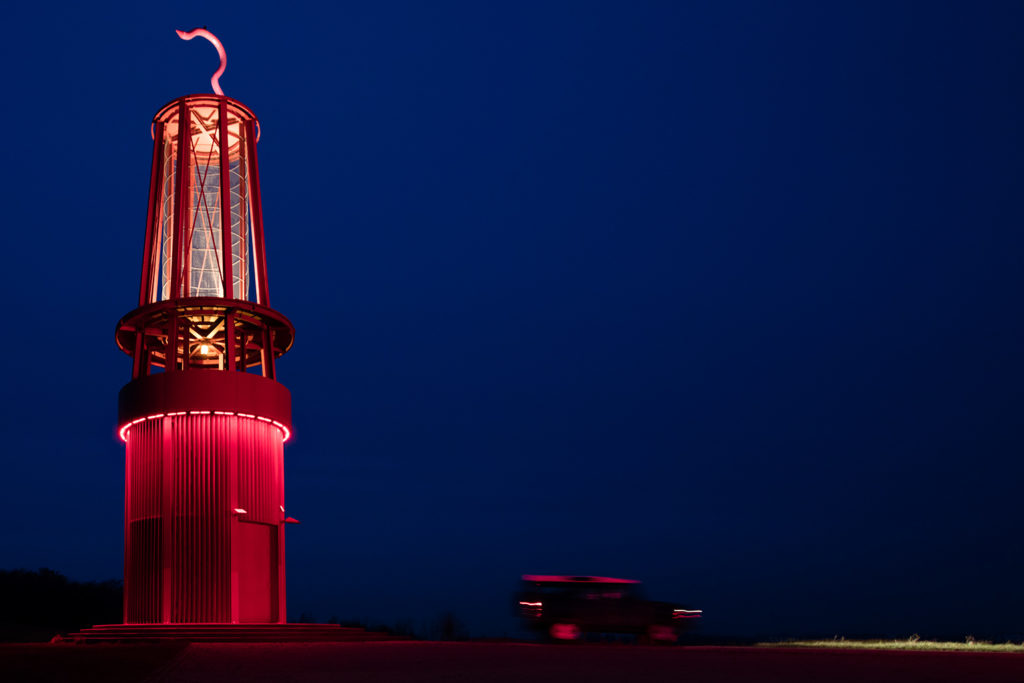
xmin=153 ymin=102 xmax=254 ymax=302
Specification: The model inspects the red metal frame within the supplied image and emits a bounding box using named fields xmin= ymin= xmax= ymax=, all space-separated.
xmin=171 ymin=100 xmax=189 ymax=301
xmin=140 ymin=122 xmax=164 ymax=307
xmin=244 ymin=119 xmax=270 ymax=307
xmin=218 ymin=99 xmax=233 ymax=301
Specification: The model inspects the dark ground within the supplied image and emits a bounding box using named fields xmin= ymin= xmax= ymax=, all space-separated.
xmin=4 ymin=642 xmax=1024 ymax=683
xmin=0 ymin=643 xmax=186 ymax=683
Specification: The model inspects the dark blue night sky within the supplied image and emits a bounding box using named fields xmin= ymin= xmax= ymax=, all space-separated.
xmin=2 ymin=1 xmax=1023 ymax=639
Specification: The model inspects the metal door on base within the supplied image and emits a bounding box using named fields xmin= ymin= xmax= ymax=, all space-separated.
xmin=237 ymin=520 xmax=277 ymax=623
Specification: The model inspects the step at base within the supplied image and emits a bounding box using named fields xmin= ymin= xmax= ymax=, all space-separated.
xmin=60 ymin=623 xmax=405 ymax=643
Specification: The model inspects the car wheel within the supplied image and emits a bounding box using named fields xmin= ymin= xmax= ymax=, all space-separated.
xmin=549 ymin=623 xmax=582 ymax=641
xmin=647 ymin=624 xmax=678 ymax=644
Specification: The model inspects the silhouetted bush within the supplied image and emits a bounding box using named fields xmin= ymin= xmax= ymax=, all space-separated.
xmin=393 ymin=619 xmax=417 ymax=638
xmin=435 ymin=611 xmax=468 ymax=641
xmin=0 ymin=568 xmax=122 ymax=641
xmin=323 ymin=615 xmax=421 ymax=638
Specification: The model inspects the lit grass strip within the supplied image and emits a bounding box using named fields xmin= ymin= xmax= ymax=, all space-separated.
xmin=758 ymin=638 xmax=1024 ymax=654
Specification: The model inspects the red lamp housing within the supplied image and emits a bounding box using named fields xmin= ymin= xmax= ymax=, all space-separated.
xmin=115 ymin=94 xmax=295 ymax=624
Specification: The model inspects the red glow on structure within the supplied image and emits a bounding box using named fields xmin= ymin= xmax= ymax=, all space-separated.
xmin=117 ymin=81 xmax=294 ymax=626
xmin=176 ymin=28 xmax=227 ymax=95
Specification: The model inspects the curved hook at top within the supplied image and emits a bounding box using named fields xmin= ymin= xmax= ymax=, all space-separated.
xmin=176 ymin=27 xmax=227 ymax=95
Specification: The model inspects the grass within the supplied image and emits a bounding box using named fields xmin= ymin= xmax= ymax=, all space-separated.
xmin=758 ymin=637 xmax=1024 ymax=654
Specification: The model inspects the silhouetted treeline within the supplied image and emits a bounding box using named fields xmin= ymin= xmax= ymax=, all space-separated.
xmin=318 ymin=613 xmax=463 ymax=640
xmin=0 ymin=568 xmax=121 ymax=641
xmin=322 ymin=614 xmax=419 ymax=638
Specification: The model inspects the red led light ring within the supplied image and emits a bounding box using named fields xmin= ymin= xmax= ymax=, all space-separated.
xmin=119 ymin=410 xmax=290 ymax=443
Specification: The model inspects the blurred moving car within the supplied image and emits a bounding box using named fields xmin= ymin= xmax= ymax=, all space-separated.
xmin=516 ymin=574 xmax=701 ymax=643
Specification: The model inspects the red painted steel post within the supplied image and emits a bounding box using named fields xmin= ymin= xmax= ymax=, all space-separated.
xmin=244 ymin=119 xmax=270 ymax=307
xmin=182 ymin=149 xmax=192 ymax=299
xmin=171 ymin=101 xmax=189 ymax=301
xmin=239 ymin=329 xmax=247 ymax=372
xmin=132 ymin=331 xmax=144 ymax=380
xmin=161 ymin=417 xmax=173 ymax=623
xmin=181 ymin=318 xmax=190 ymax=371
xmin=167 ymin=311 xmax=178 ymax=371
xmin=123 ymin=439 xmax=131 ymax=624
xmin=229 ymin=413 xmax=240 ymax=624
xmin=262 ymin=327 xmax=275 ymax=379
xmin=218 ymin=100 xmax=233 ymax=300
xmin=139 ymin=122 xmax=164 ymax=307
xmin=277 ymin=460 xmax=287 ymax=623
xmin=225 ymin=311 xmax=236 ymax=371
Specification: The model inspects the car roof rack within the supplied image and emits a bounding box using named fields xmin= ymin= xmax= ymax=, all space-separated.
xmin=521 ymin=574 xmax=641 ymax=584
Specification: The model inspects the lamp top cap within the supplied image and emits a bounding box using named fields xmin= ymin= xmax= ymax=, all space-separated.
xmin=149 ymin=95 xmax=260 ymax=142
xmin=151 ymin=94 xmax=258 ymax=122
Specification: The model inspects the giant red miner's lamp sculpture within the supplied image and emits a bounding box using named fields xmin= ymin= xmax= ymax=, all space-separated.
xmin=115 ymin=29 xmax=295 ymax=624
